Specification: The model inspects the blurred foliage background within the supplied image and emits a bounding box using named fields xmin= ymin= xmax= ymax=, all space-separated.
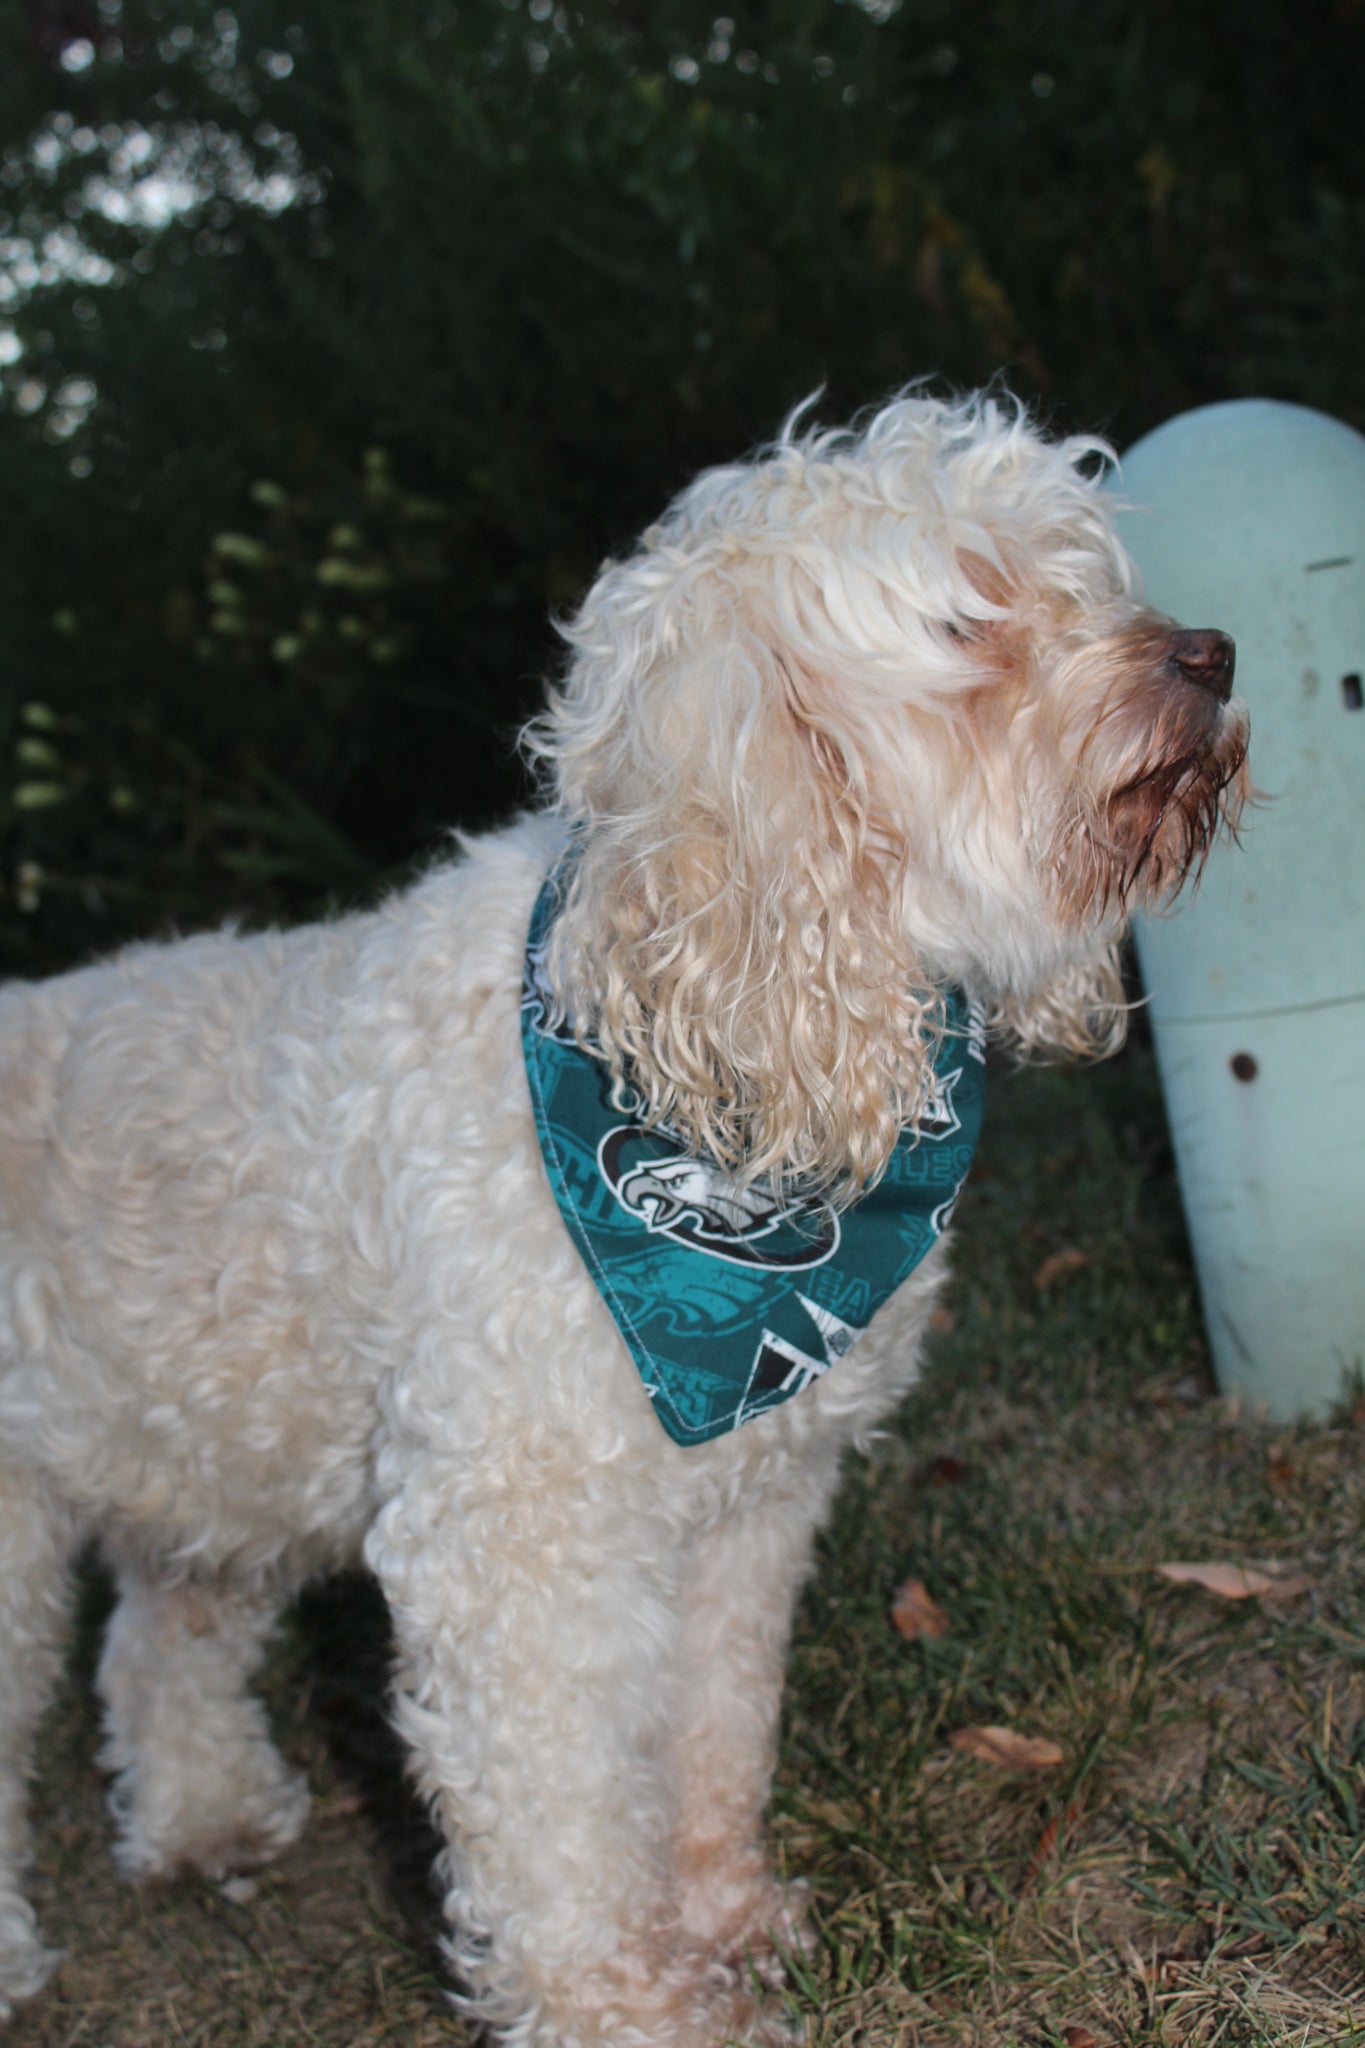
xmin=0 ymin=0 xmax=1360 ymax=972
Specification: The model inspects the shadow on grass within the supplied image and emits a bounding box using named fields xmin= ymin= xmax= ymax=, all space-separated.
xmin=288 ymin=1569 xmax=447 ymax=1963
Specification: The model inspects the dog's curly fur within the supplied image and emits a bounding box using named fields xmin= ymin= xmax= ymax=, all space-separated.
xmin=0 ymin=393 xmax=1246 ymax=2044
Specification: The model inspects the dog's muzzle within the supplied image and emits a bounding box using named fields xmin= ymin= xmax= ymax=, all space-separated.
xmin=1166 ymin=628 xmax=1236 ymax=702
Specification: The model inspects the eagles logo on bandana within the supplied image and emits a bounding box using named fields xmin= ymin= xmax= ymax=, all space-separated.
xmin=521 ymin=869 xmax=986 ymax=1446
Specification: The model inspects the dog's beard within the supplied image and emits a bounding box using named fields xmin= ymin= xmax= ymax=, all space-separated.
xmin=1053 ymin=646 xmax=1250 ymax=919
xmin=1102 ymin=702 xmax=1248 ymax=907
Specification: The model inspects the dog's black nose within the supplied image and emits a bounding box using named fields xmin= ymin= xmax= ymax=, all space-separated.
xmin=1168 ymin=628 xmax=1236 ymax=702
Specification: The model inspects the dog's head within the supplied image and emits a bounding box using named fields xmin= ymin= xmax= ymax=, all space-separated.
xmin=527 ymin=392 xmax=1247 ymax=1200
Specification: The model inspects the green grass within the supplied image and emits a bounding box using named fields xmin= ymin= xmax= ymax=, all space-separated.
xmin=11 ymin=1041 xmax=1365 ymax=2047
xmin=772 ymin=1047 xmax=1365 ymax=2046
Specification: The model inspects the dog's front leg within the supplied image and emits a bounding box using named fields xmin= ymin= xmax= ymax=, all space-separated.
xmin=669 ymin=1450 xmax=842 ymax=1987
xmin=370 ymin=1444 xmax=792 ymax=2048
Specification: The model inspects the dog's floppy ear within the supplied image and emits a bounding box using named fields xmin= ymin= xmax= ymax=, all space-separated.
xmin=525 ymin=539 xmax=943 ymax=1203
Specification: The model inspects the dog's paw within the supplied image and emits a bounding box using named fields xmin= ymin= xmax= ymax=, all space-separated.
xmin=731 ymin=1878 xmax=815 ymax=1987
xmin=112 ymin=1763 xmax=311 ymax=1884
xmin=0 ymin=1892 xmax=63 ymax=2022
xmin=703 ymin=1971 xmax=805 ymax=2047
xmin=683 ymin=1871 xmax=814 ymax=1992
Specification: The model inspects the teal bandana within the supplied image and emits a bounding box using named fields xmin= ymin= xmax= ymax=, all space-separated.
xmin=521 ymin=872 xmax=985 ymax=1446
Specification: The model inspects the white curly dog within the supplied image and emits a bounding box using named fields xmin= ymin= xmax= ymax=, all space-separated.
xmin=0 ymin=393 xmax=1245 ymax=2044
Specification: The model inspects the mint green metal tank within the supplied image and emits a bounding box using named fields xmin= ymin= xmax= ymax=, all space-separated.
xmin=1115 ymin=400 xmax=1365 ymax=1417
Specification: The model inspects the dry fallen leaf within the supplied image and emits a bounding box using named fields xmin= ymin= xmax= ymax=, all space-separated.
xmin=1063 ymin=2028 xmax=1099 ymax=2048
xmin=1020 ymin=1802 xmax=1080 ymax=1890
xmin=1130 ymin=1950 xmax=1201 ymax=1988
xmin=1155 ymin=1560 xmax=1311 ymax=1601
xmin=928 ymin=1302 xmax=956 ymax=1335
xmin=890 ymin=1577 xmax=950 ymax=1641
xmin=1034 ymin=1246 xmax=1089 ymax=1291
xmin=947 ymin=1725 xmax=1065 ymax=1769
xmin=926 ymin=1452 xmax=965 ymax=1487
xmin=1266 ymin=1444 xmax=1295 ymax=1489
